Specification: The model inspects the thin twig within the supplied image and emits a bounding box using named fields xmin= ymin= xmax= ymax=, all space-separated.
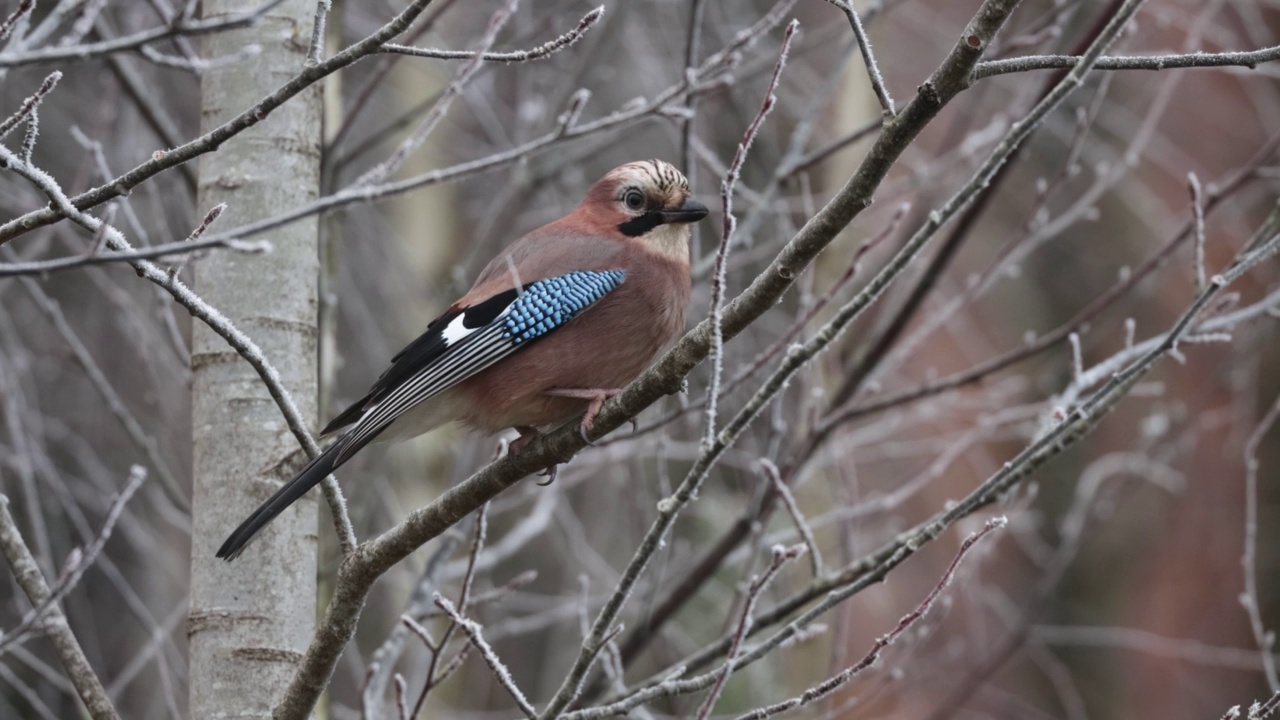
xmin=354 ymin=0 xmax=517 ymax=188
xmin=0 ymin=71 xmax=60 ymax=140
xmin=0 ymin=0 xmax=35 ymax=42
xmin=0 ymin=470 xmax=142 ymax=720
xmin=0 ymin=237 xmax=267 ymax=278
xmin=1243 ymin=391 xmax=1280 ymax=692
xmin=0 ymin=0 xmax=287 ymax=67
xmin=696 ymin=545 xmax=803 ymax=720
xmin=413 ymin=505 xmax=488 ymax=715
xmin=705 ymin=20 xmax=797 ymax=448
xmin=823 ymin=0 xmax=895 ymax=115
xmin=975 ymin=44 xmax=1280 ymax=78
xmin=382 ymin=7 xmax=604 ymax=62
xmin=1189 ymin=172 xmax=1207 ymax=294
xmin=434 ymin=594 xmax=538 ymax=719
xmin=759 ymin=460 xmax=822 ymax=577
xmin=306 ymin=0 xmax=331 ymax=66
xmin=0 ymin=0 xmax=441 ymax=245
xmin=0 ymin=142 xmax=357 ymax=555
xmin=0 ymin=466 xmax=147 ymax=653
xmin=734 ymin=518 xmax=1006 ymax=720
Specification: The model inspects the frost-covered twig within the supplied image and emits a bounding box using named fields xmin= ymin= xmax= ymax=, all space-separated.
xmin=0 ymin=71 xmax=59 ymax=140
xmin=0 ymin=0 xmax=440 ymax=245
xmin=975 ymin=44 xmax=1280 ymax=79
xmin=1189 ymin=172 xmax=1207 ymax=294
xmin=734 ymin=518 xmax=1005 ymax=720
xmin=696 ymin=545 xmax=803 ymax=720
xmin=0 ymin=236 xmax=266 ymax=278
xmin=306 ymin=0 xmax=331 ymax=66
xmin=0 ymin=0 xmax=286 ymax=68
xmin=1243 ymin=391 xmax=1280 ymax=692
xmin=382 ymin=7 xmax=604 ymax=62
xmin=0 ymin=465 xmax=146 ymax=654
xmin=362 ymin=523 xmax=466 ymax=717
xmin=759 ymin=461 xmax=822 ymax=577
xmin=354 ymin=0 xmax=517 ymax=188
xmin=0 ymin=141 xmax=357 ymax=554
xmin=0 ymin=0 xmax=34 ymax=42
xmin=574 ymin=521 xmax=1003 ymax=719
xmin=705 ymin=19 xmax=797 ymax=448
xmin=822 ymin=0 xmax=895 ymax=115
xmin=412 ymin=505 xmax=488 ymax=715
xmin=0 ymin=474 xmax=134 ymax=720
xmin=434 ymin=594 xmax=537 ymax=719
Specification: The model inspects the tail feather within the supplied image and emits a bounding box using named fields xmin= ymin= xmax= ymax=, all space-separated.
xmin=215 ymin=441 xmax=344 ymax=561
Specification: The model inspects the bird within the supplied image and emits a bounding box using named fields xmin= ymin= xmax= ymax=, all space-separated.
xmin=216 ymin=159 xmax=708 ymax=560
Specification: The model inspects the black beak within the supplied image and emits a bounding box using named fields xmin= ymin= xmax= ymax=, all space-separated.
xmin=659 ymin=197 xmax=709 ymax=224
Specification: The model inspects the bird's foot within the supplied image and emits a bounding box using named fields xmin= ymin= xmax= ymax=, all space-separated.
xmin=544 ymin=387 xmax=623 ymax=442
xmin=509 ymin=426 xmax=560 ymax=485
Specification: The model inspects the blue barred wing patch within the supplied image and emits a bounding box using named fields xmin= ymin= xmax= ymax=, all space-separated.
xmin=504 ymin=270 xmax=626 ymax=344
xmin=329 ymin=269 xmax=626 ymax=461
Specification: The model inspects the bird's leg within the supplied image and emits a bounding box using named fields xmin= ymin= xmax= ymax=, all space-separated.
xmin=509 ymin=426 xmax=560 ymax=486
xmin=543 ymin=387 xmax=624 ymax=441
xmin=508 ymin=426 xmax=541 ymax=456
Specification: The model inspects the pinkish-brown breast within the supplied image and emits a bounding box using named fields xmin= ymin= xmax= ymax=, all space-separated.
xmin=455 ymin=229 xmax=690 ymax=433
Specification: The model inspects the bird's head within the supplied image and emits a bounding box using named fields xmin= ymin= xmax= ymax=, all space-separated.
xmin=580 ymin=159 xmax=709 ymax=261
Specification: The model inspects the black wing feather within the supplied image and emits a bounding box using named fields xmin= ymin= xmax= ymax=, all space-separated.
xmin=320 ymin=288 xmax=520 ymax=436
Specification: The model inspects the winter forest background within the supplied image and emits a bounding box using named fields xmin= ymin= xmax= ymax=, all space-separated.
xmin=2 ymin=0 xmax=1280 ymax=718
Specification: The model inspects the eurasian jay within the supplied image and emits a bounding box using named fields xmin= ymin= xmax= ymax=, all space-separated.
xmin=217 ymin=159 xmax=708 ymax=560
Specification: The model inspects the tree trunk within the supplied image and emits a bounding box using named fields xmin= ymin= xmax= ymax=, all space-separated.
xmin=188 ymin=2 xmax=322 ymax=718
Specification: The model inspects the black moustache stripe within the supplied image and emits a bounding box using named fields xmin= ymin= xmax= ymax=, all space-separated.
xmin=617 ymin=212 xmax=663 ymax=237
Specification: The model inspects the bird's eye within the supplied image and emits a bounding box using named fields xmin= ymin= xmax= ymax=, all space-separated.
xmin=623 ymin=190 xmax=646 ymax=212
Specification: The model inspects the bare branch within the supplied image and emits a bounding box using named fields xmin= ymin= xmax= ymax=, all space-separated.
xmin=975 ymin=44 xmax=1280 ymax=78
xmin=434 ymin=594 xmax=537 ymax=719
xmin=0 ymin=467 xmax=147 ymax=654
xmin=759 ymin=461 xmax=822 ymax=577
xmin=0 ymin=71 xmax=60 ymax=140
xmin=0 ymin=0 xmax=442 ymax=245
xmin=696 ymin=545 xmax=804 ymax=720
xmin=822 ymin=0 xmax=895 ymax=115
xmin=1243 ymin=391 xmax=1280 ymax=692
xmin=1189 ymin=172 xmax=1207 ymax=294
xmin=0 ymin=141 xmax=357 ymax=555
xmin=0 ymin=0 xmax=35 ymax=42
xmin=306 ymin=0 xmax=331 ymax=66
xmin=355 ymin=0 xmax=518 ymax=188
xmin=0 ymin=0 xmax=287 ymax=68
xmin=0 ymin=469 xmax=144 ymax=720
xmin=705 ymin=19 xmax=797 ymax=448
xmin=734 ymin=518 xmax=1006 ymax=719
xmin=0 ymin=236 xmax=267 ymax=278
xmin=382 ymin=6 xmax=604 ymax=63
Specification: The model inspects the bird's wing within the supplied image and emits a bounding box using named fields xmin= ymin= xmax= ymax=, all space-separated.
xmin=323 ymin=269 xmax=626 ymax=463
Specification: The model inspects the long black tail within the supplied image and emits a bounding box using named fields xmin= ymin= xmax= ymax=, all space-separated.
xmin=216 ymin=441 xmax=344 ymax=561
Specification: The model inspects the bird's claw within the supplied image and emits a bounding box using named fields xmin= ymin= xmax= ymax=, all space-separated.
xmin=510 ymin=426 xmax=560 ymax=485
xmin=536 ymin=464 xmax=559 ymax=486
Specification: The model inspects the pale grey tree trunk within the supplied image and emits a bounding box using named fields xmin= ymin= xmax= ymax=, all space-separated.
xmin=188 ymin=2 xmax=322 ymax=718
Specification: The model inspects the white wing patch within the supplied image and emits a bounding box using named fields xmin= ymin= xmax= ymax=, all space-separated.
xmin=440 ymin=313 xmax=477 ymax=346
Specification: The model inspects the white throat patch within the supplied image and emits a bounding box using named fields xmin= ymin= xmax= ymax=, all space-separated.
xmin=643 ymin=222 xmax=692 ymax=263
